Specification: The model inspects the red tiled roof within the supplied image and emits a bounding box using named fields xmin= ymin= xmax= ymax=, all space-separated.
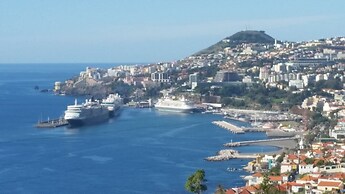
xmin=269 ymin=176 xmax=282 ymax=182
xmin=318 ymin=181 xmax=342 ymax=187
xmin=239 ymin=189 xmax=251 ymax=194
xmin=299 ymin=175 xmax=318 ymax=181
xmin=280 ymin=183 xmax=289 ymax=187
xmin=313 ymin=150 xmax=323 ymax=154
xmin=236 ymin=185 xmax=260 ymax=193
xmin=299 ymin=162 xmax=307 ymax=166
xmin=329 ymin=172 xmax=345 ymax=179
xmin=288 ymin=182 xmax=304 ymax=187
xmin=252 ymin=172 xmax=262 ymax=177
xmin=245 ymin=185 xmax=259 ymax=192
xmin=276 ymin=184 xmax=288 ymax=191
xmin=299 ymin=155 xmax=307 ymax=161
xmin=287 ymin=154 xmax=298 ymax=160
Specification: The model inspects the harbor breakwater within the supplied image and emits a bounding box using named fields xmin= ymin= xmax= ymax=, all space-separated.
xmin=205 ymin=149 xmax=258 ymax=161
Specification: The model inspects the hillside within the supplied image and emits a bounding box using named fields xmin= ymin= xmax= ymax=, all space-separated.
xmin=195 ymin=30 xmax=275 ymax=55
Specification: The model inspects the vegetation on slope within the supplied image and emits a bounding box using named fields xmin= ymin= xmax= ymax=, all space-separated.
xmin=195 ymin=30 xmax=275 ymax=55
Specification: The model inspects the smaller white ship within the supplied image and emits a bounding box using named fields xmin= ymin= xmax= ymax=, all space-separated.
xmin=101 ymin=93 xmax=123 ymax=117
xmin=154 ymin=96 xmax=196 ymax=113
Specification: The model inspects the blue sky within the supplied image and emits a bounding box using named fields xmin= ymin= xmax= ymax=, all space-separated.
xmin=0 ymin=0 xmax=344 ymax=63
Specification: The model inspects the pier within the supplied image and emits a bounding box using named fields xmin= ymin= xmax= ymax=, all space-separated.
xmin=212 ymin=121 xmax=245 ymax=134
xmin=224 ymin=137 xmax=299 ymax=147
xmin=35 ymin=118 xmax=68 ymax=128
xmin=205 ymin=149 xmax=258 ymax=161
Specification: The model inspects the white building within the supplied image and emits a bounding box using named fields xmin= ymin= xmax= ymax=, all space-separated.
xmin=242 ymin=76 xmax=252 ymax=84
xmin=189 ymin=73 xmax=198 ymax=90
xmin=318 ymin=163 xmax=345 ymax=173
xmin=298 ymin=162 xmax=315 ymax=174
xmin=289 ymin=80 xmax=304 ymax=89
xmin=151 ymin=72 xmax=169 ymax=83
xmin=130 ymin=66 xmax=137 ymax=75
xmin=302 ymin=74 xmax=315 ymax=87
xmin=259 ymin=66 xmax=269 ymax=81
xmin=316 ymin=73 xmax=329 ymax=82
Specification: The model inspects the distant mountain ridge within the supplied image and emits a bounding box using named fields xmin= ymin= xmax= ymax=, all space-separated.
xmin=195 ymin=30 xmax=275 ymax=55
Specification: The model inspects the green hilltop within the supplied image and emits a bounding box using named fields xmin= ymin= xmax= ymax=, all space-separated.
xmin=195 ymin=30 xmax=275 ymax=55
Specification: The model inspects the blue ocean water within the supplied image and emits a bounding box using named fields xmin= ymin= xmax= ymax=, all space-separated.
xmin=0 ymin=64 xmax=278 ymax=194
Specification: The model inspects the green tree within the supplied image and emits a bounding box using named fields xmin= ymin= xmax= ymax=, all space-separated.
xmin=185 ymin=169 xmax=207 ymax=194
xmin=316 ymin=160 xmax=325 ymax=166
xmin=276 ymin=152 xmax=285 ymax=163
xmin=304 ymin=158 xmax=315 ymax=164
xmin=259 ymin=173 xmax=273 ymax=194
xmin=258 ymin=173 xmax=283 ymax=194
xmin=269 ymin=164 xmax=281 ymax=175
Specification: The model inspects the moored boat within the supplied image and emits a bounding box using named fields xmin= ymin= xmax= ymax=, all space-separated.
xmin=64 ymin=99 xmax=109 ymax=127
xmin=101 ymin=93 xmax=123 ymax=117
xmin=154 ymin=96 xmax=196 ymax=113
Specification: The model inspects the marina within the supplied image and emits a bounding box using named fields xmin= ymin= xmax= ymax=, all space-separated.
xmin=222 ymin=108 xmax=303 ymax=123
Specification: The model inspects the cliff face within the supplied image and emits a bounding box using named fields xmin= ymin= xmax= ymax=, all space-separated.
xmin=195 ymin=30 xmax=275 ymax=55
xmin=62 ymin=84 xmax=109 ymax=98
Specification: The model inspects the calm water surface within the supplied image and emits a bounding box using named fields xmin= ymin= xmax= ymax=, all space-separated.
xmin=0 ymin=64 xmax=278 ymax=194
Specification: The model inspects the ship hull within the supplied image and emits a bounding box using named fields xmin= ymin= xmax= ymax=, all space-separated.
xmin=66 ymin=113 xmax=109 ymax=128
xmin=154 ymin=97 xmax=196 ymax=114
xmin=109 ymin=110 xmax=114 ymax=117
xmin=108 ymin=106 xmax=122 ymax=118
xmin=155 ymin=106 xmax=195 ymax=113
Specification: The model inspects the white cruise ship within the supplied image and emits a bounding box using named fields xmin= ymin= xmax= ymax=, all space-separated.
xmin=101 ymin=93 xmax=123 ymax=117
xmin=154 ymin=97 xmax=196 ymax=113
xmin=64 ymin=99 xmax=109 ymax=127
